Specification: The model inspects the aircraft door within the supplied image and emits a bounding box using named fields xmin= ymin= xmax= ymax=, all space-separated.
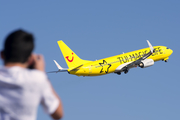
xmin=89 ymin=66 xmax=92 ymax=73
xmin=163 ymin=47 xmax=166 ymax=54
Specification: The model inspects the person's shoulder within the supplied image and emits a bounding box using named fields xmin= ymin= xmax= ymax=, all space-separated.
xmin=23 ymin=68 xmax=49 ymax=87
xmin=0 ymin=66 xmax=8 ymax=71
xmin=27 ymin=69 xmax=47 ymax=81
xmin=11 ymin=67 xmax=48 ymax=82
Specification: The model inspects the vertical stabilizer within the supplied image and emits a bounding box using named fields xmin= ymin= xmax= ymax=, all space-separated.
xmin=57 ymin=40 xmax=91 ymax=69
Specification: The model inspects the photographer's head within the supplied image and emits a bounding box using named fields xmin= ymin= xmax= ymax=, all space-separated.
xmin=1 ymin=29 xmax=34 ymax=65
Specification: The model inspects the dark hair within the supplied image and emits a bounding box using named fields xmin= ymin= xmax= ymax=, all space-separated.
xmin=3 ymin=29 xmax=34 ymax=63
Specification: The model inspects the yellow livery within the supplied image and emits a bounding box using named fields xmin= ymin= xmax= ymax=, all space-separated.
xmin=51 ymin=40 xmax=173 ymax=76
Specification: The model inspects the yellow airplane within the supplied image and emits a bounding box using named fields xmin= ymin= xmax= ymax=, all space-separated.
xmin=50 ymin=40 xmax=173 ymax=76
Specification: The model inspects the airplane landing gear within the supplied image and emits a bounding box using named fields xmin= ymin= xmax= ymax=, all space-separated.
xmin=163 ymin=57 xmax=169 ymax=62
xmin=117 ymin=72 xmax=121 ymax=75
xmin=124 ymin=70 xmax=128 ymax=74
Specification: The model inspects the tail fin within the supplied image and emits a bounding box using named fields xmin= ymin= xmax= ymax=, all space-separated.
xmin=57 ymin=40 xmax=91 ymax=69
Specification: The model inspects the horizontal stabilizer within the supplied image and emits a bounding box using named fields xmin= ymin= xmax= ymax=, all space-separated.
xmin=47 ymin=70 xmax=61 ymax=73
xmin=47 ymin=60 xmax=68 ymax=73
xmin=54 ymin=60 xmax=63 ymax=70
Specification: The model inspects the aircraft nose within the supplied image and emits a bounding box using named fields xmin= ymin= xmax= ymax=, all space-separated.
xmin=169 ymin=49 xmax=173 ymax=55
xmin=166 ymin=47 xmax=173 ymax=56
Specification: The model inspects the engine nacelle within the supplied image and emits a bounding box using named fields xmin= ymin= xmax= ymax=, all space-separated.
xmin=139 ymin=59 xmax=154 ymax=68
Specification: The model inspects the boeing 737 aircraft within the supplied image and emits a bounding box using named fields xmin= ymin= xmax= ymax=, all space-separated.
xmin=50 ymin=40 xmax=173 ymax=76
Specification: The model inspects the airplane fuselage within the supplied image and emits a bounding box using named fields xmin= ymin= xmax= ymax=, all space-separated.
xmin=69 ymin=46 xmax=173 ymax=76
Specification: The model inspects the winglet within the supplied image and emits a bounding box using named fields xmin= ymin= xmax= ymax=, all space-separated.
xmin=53 ymin=60 xmax=63 ymax=70
xmin=147 ymin=40 xmax=154 ymax=53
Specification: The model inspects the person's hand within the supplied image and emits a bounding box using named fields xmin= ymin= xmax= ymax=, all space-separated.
xmin=32 ymin=54 xmax=45 ymax=72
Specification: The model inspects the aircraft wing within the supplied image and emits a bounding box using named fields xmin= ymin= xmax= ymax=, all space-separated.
xmin=115 ymin=40 xmax=155 ymax=74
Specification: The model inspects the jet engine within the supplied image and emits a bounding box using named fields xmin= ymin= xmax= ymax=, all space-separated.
xmin=138 ymin=59 xmax=154 ymax=68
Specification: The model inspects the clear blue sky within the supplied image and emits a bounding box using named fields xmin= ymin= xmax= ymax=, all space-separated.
xmin=0 ymin=1 xmax=179 ymax=120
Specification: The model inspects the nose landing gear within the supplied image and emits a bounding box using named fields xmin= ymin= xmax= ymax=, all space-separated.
xmin=163 ymin=57 xmax=169 ymax=62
